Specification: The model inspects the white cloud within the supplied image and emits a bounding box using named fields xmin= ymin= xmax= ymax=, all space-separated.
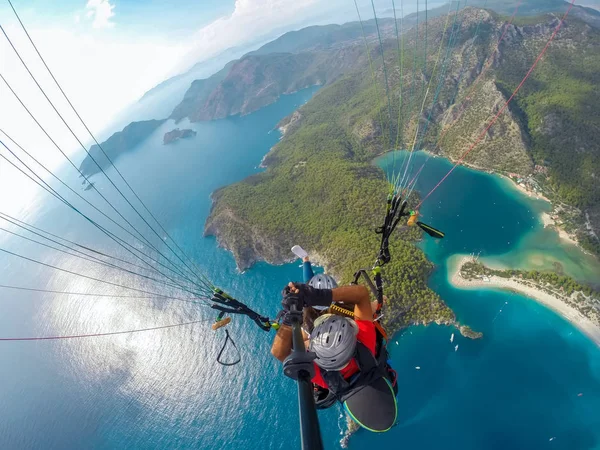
xmin=0 ymin=22 xmax=189 ymax=214
xmin=177 ymin=0 xmax=353 ymax=72
xmin=173 ymin=0 xmax=400 ymax=73
xmin=85 ymin=0 xmax=115 ymax=29
xmin=0 ymin=0 xmax=384 ymax=214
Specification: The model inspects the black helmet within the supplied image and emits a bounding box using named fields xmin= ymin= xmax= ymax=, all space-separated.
xmin=308 ymin=273 xmax=338 ymax=289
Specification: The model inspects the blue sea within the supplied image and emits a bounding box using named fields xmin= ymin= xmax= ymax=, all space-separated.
xmin=0 ymin=87 xmax=599 ymax=450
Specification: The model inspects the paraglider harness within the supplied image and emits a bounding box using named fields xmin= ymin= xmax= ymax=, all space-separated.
xmin=313 ymin=194 xmax=443 ymax=409
xmin=313 ymin=303 xmax=398 ymax=410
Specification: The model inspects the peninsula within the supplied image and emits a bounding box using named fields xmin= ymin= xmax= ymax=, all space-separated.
xmin=451 ymin=257 xmax=600 ymax=346
xmin=80 ymin=10 xmax=599 ymax=259
xmin=77 ymin=8 xmax=599 ymax=339
xmin=205 ymin=10 xmax=600 ymax=334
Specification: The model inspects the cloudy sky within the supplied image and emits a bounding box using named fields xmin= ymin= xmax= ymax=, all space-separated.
xmin=0 ymin=0 xmax=401 ymax=212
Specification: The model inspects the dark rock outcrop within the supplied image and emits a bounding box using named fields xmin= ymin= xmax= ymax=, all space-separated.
xmin=163 ymin=128 xmax=197 ymax=145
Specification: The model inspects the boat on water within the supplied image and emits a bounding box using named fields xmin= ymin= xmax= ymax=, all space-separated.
xmin=455 ymin=344 xmax=459 ymax=352
xmin=450 ymin=333 xmax=454 ymax=343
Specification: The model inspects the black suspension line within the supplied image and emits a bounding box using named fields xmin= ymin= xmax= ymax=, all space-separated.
xmin=0 ymin=226 xmax=210 ymax=298
xmin=0 ymin=136 xmax=208 ymax=292
xmin=0 ymin=74 xmax=201 ymax=287
xmin=0 ymin=21 xmax=207 ymax=288
xmin=0 ymin=140 xmax=211 ymax=295
xmin=0 ymin=245 xmax=212 ymax=304
xmin=0 ymin=319 xmax=211 ymax=342
xmin=0 ymin=211 xmax=169 ymax=275
xmin=0 ymin=283 xmax=197 ymax=302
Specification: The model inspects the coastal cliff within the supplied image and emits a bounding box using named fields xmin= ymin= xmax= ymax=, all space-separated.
xmin=205 ymin=190 xmax=292 ymax=269
xmin=169 ymin=19 xmax=397 ymax=123
xmin=205 ymin=10 xmax=600 ymax=332
xmin=87 ymin=8 xmax=599 ymax=256
xmin=169 ymin=45 xmax=367 ymax=122
xmin=171 ymin=53 xmax=320 ymax=121
xmin=79 ymin=119 xmax=166 ymax=177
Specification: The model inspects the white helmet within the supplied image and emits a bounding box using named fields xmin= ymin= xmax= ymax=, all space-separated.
xmin=309 ymin=314 xmax=358 ymax=371
xmin=308 ymin=273 xmax=338 ymax=290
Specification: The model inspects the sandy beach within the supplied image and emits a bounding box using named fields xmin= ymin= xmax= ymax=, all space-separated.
xmin=540 ymin=211 xmax=580 ymax=247
xmin=540 ymin=211 xmax=554 ymax=228
xmin=495 ymin=172 xmax=549 ymax=201
xmin=449 ymin=256 xmax=600 ymax=347
xmin=502 ymin=175 xmax=586 ymax=249
xmin=506 ymin=177 xmax=550 ymax=202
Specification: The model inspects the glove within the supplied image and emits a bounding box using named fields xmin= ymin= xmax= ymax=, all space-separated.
xmin=292 ymin=283 xmax=333 ymax=308
xmin=281 ymin=286 xmax=304 ymax=312
xmin=277 ymin=288 xmax=304 ymax=327
xmin=275 ymin=309 xmax=293 ymax=327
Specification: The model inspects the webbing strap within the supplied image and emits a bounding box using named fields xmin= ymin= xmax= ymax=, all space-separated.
xmin=374 ymin=321 xmax=388 ymax=341
xmin=375 ymin=197 xmax=408 ymax=267
xmin=211 ymin=290 xmax=272 ymax=331
xmin=216 ymin=329 xmax=241 ymax=366
xmin=330 ymin=304 xmax=354 ymax=318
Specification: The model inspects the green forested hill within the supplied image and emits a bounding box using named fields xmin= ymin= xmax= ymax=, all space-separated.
xmin=82 ymin=5 xmax=600 ymax=256
xmin=499 ymin=22 xmax=600 ymax=197
xmin=206 ymin=7 xmax=600 ymax=331
xmin=488 ymin=14 xmax=600 ymax=253
xmin=205 ymin=76 xmax=455 ymax=329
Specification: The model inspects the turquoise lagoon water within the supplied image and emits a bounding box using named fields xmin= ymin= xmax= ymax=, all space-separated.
xmin=375 ymin=152 xmax=600 ymax=449
xmin=0 ymin=90 xmax=599 ymax=449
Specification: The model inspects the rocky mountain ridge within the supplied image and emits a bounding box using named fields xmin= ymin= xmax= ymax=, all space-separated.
xmin=205 ymin=8 xmax=600 ymax=305
xmin=80 ymin=5 xmax=599 ymax=256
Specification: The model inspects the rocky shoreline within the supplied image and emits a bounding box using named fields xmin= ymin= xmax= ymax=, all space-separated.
xmin=206 ymin=191 xmax=484 ymax=341
xmin=498 ymin=173 xmax=593 ymax=252
xmin=204 ymin=192 xmax=292 ymax=271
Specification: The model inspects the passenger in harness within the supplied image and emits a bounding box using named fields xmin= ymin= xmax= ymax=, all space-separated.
xmin=271 ymin=282 xmax=398 ymax=432
xmin=291 ymin=244 xmax=338 ymax=334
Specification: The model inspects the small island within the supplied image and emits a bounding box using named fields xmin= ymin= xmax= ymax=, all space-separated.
xmin=459 ymin=325 xmax=483 ymax=340
xmin=163 ymin=128 xmax=197 ymax=145
xmin=451 ymin=257 xmax=600 ymax=346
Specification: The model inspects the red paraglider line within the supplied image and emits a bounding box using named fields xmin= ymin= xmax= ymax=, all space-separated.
xmin=403 ymin=0 xmax=523 ymax=197
xmin=417 ymin=0 xmax=575 ymax=209
xmin=438 ymin=0 xmax=523 ymax=145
